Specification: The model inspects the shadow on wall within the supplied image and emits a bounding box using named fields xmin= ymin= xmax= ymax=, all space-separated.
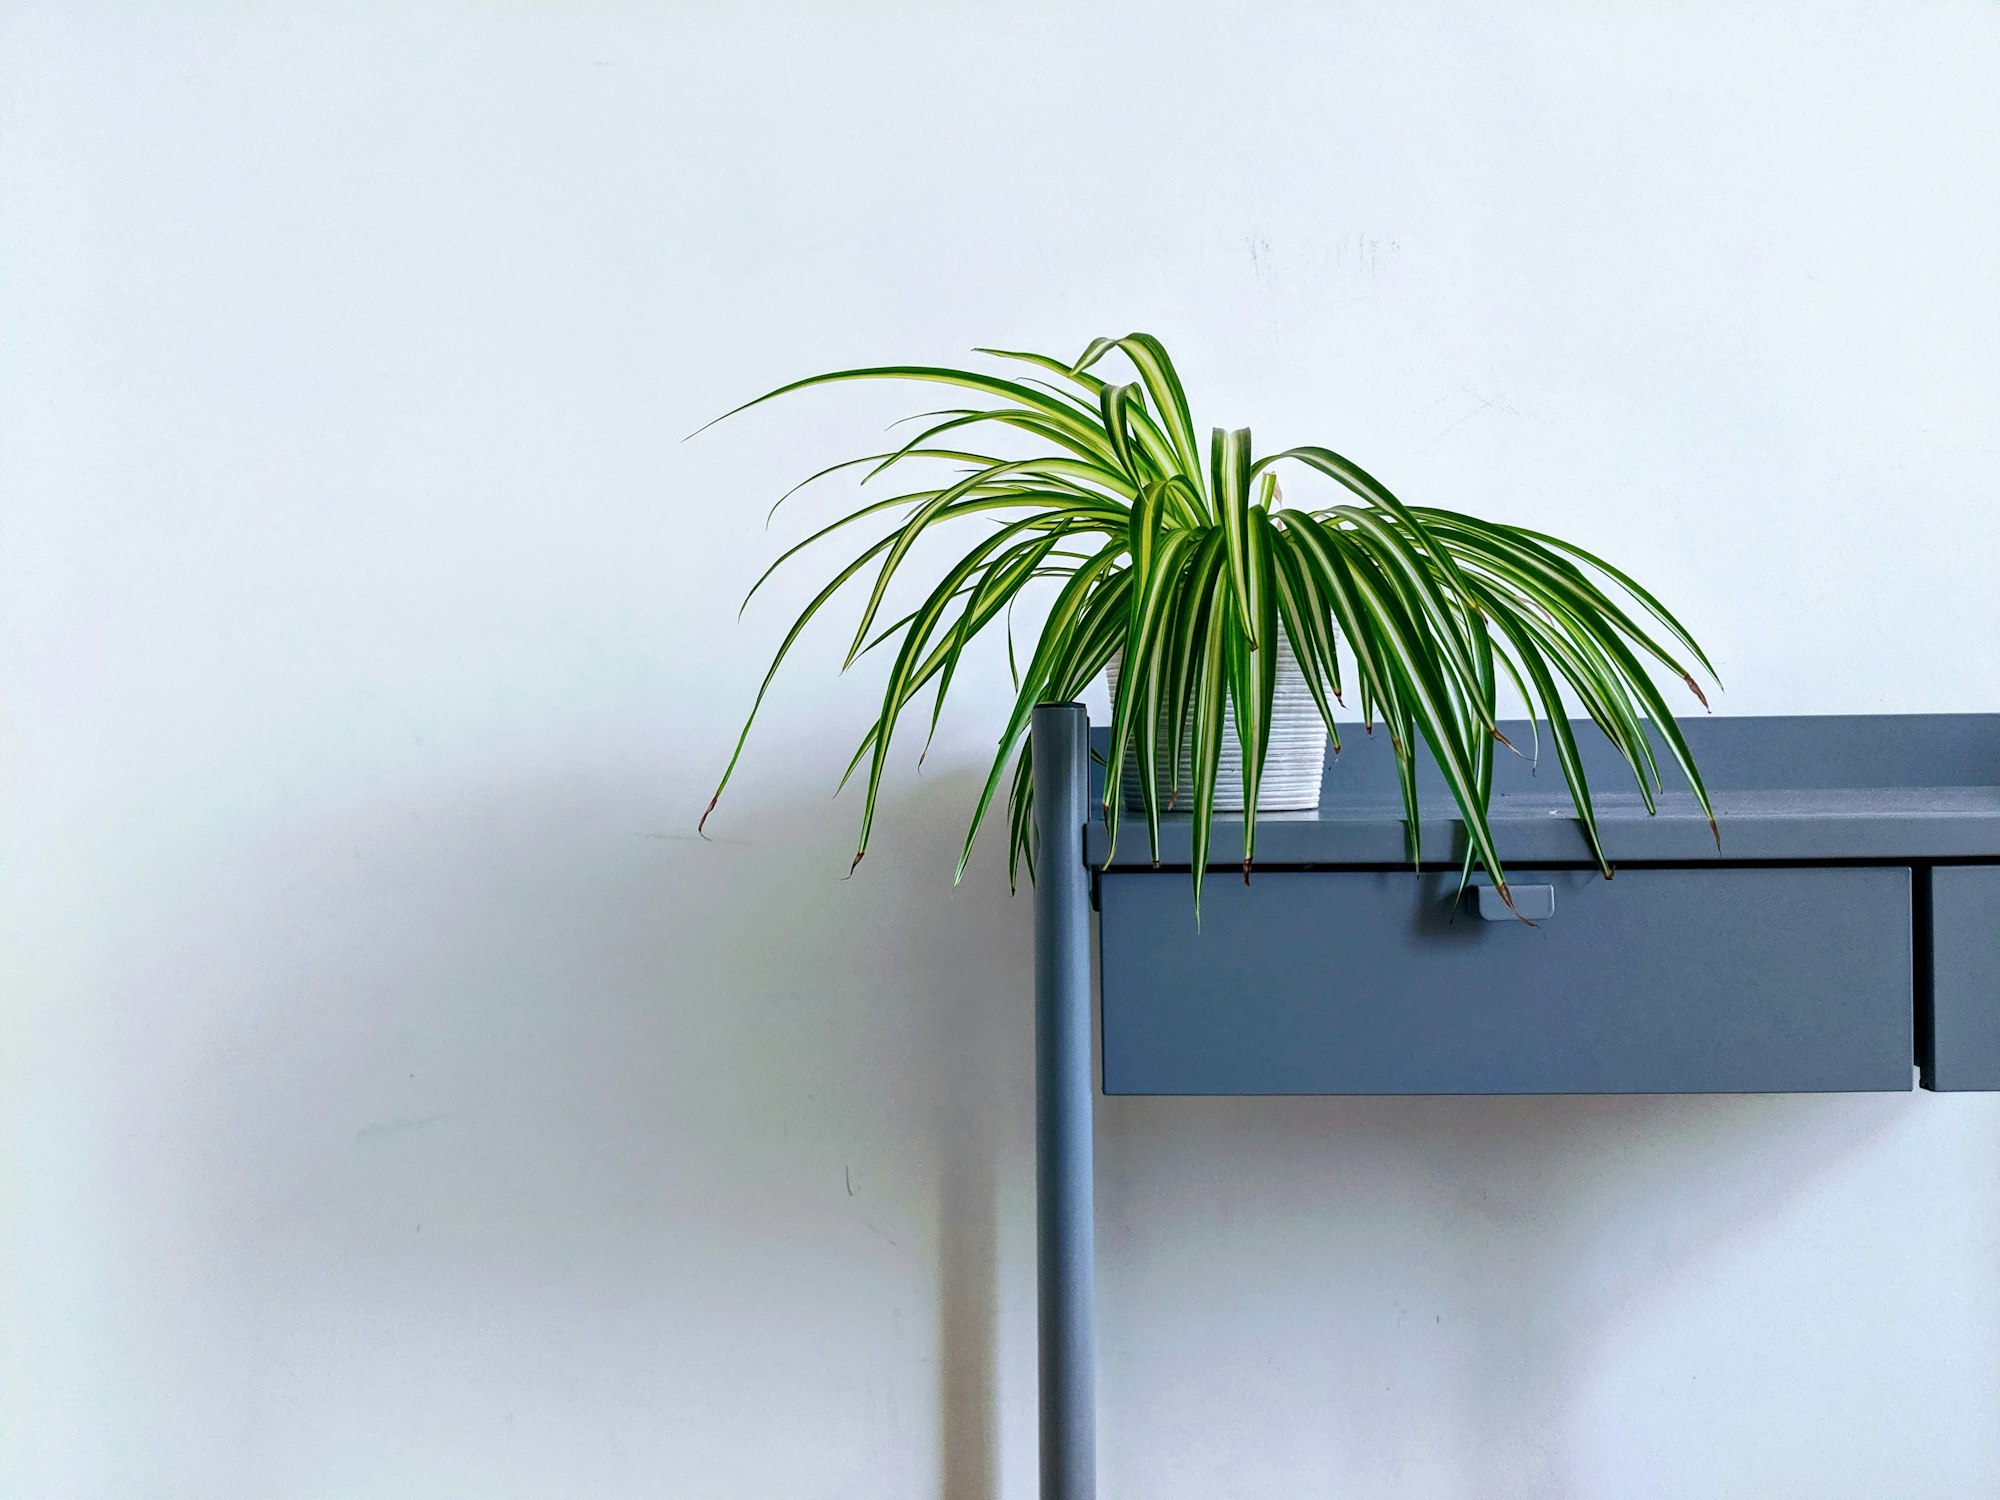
xmin=136 ymin=762 xmax=1029 ymax=1497
xmin=1097 ymin=1084 xmax=1914 ymax=1496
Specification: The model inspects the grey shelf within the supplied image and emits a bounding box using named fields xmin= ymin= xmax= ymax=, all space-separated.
xmin=1086 ymin=713 xmax=2000 ymax=1096
xmin=1088 ymin=713 xmax=2000 ymax=867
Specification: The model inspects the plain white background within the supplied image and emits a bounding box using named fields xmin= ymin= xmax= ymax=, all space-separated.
xmin=4 ymin=3 xmax=1999 ymax=1496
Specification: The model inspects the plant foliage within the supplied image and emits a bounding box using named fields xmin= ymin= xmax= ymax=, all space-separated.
xmin=699 ymin=334 xmax=1717 ymax=913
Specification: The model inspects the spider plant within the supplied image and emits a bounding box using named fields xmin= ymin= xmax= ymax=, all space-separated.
xmin=698 ymin=333 xmax=1717 ymax=913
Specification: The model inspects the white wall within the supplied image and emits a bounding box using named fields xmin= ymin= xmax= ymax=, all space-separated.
xmin=4 ymin=4 xmax=1998 ymax=1496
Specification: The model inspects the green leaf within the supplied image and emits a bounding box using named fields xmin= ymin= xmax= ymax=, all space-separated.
xmin=1102 ymin=487 xmax=1196 ymax=862
xmin=1416 ymin=509 xmax=1704 ymax=697
xmin=1320 ymin=521 xmax=1513 ymax=894
xmin=1516 ymin=525 xmax=1720 ymax=689
xmin=692 ymin=362 xmax=1121 ymax=468
xmin=851 ymin=520 xmax=1094 ymax=863
xmin=1124 ymin=532 xmax=1201 ymax=863
xmin=955 ymin=540 xmax=1127 ymax=882
xmin=1230 ymin=506 xmax=1281 ymax=873
xmin=1071 ymin=333 xmax=1204 ymax=490
xmin=1474 ymin=585 xmax=1613 ymax=877
xmin=1098 ymin=382 xmax=1151 ymax=486
xmin=1162 ymin=530 xmax=1227 ymax=809
xmin=1185 ymin=559 xmax=1232 ymax=919
xmin=1267 ymin=524 xmax=1343 ymax=752
xmin=1275 ymin=513 xmax=1400 ymax=738
xmin=1211 ymin=426 xmax=1258 ymax=645
xmin=700 ymin=524 xmax=906 ymax=836
xmin=1324 ymin=505 xmax=1491 ymax=730
xmin=1254 ymin=447 xmax=1484 ymax=643
xmin=841 ymin=459 xmax=1127 ymax=667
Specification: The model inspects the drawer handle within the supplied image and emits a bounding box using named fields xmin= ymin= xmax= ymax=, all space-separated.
xmin=1473 ymin=883 xmax=1556 ymax=922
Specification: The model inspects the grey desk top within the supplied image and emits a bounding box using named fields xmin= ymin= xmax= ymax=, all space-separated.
xmin=1084 ymin=714 xmax=2000 ymax=868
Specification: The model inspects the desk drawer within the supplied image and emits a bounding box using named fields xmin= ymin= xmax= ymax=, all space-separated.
xmin=1099 ymin=866 xmax=1913 ymax=1095
xmin=1924 ymin=866 xmax=2000 ymax=1091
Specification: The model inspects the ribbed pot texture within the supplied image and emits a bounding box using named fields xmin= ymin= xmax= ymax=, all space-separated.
xmin=1104 ymin=637 xmax=1328 ymax=814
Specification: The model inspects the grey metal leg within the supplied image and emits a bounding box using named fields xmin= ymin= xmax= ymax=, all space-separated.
xmin=1032 ymin=703 xmax=1096 ymax=1500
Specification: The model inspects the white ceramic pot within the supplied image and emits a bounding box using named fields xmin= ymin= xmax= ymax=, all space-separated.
xmin=1104 ymin=635 xmax=1328 ymax=813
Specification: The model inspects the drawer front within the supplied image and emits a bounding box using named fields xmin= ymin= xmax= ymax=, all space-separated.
xmin=1099 ymin=866 xmax=1913 ymax=1095
xmin=1924 ymin=866 xmax=2000 ymax=1091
